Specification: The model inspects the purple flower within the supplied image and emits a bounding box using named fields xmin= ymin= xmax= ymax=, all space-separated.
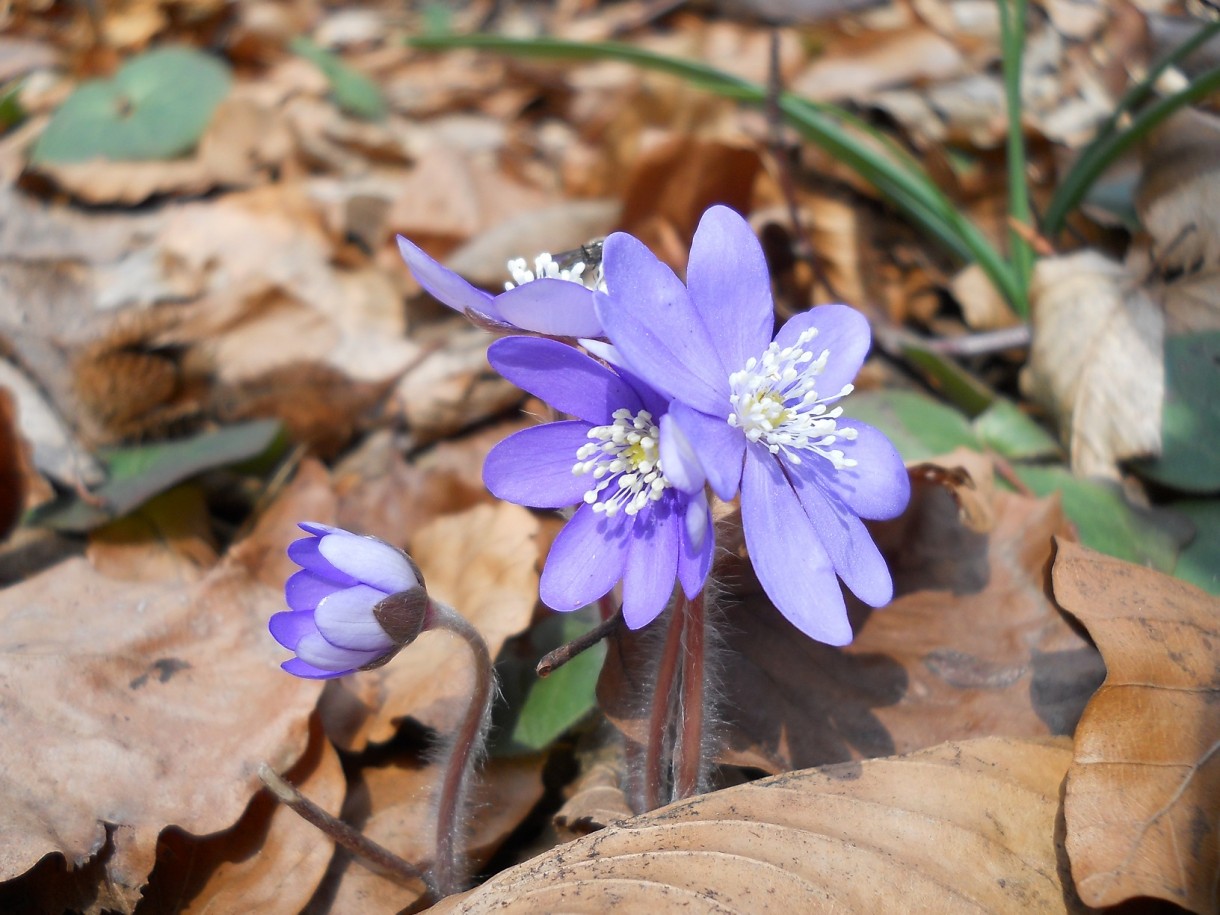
xmin=595 ymin=206 xmax=910 ymax=645
xmin=482 ymin=336 xmax=713 ymax=630
xmin=270 ymin=523 xmax=431 ymax=679
xmin=397 ymin=236 xmax=604 ymax=337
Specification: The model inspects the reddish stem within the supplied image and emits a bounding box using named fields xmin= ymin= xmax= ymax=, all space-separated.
xmin=642 ymin=593 xmax=686 ymax=810
xmin=674 ymin=591 xmax=706 ymax=800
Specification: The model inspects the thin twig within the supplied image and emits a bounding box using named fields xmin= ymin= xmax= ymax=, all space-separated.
xmin=536 ymin=610 xmax=621 ymax=678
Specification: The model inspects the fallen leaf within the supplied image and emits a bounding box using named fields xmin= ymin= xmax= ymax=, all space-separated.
xmin=432 ymin=737 xmax=1089 ymax=913
xmin=1022 ymin=251 xmax=1164 ymax=479
xmin=791 ymin=27 xmax=967 ymax=103
xmin=1053 ymin=539 xmax=1220 ymax=914
xmin=139 ymin=715 xmax=346 ymax=914
xmin=85 ymin=485 xmax=218 ymax=583
xmin=0 ymin=535 xmax=322 ymax=910
xmin=0 ymin=387 xmax=31 ymax=541
xmin=1137 ymin=108 xmax=1220 ymax=273
xmin=319 ymin=502 xmax=540 ymax=751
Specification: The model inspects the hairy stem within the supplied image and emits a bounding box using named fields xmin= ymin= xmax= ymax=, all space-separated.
xmin=643 ymin=594 xmax=686 ymax=810
xmin=258 ymin=764 xmax=435 ymax=899
xmin=674 ymin=591 xmax=706 ymax=799
xmin=428 ymin=600 xmax=494 ymax=897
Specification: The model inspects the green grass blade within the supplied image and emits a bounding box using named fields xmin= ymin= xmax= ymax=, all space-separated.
xmin=998 ymin=0 xmax=1033 ymax=316
xmin=409 ymin=33 xmax=1021 ymax=310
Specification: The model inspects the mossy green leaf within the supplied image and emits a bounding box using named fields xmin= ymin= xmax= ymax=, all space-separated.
xmin=27 ymin=420 xmax=282 ymax=532
xmin=847 ymin=389 xmax=980 ymax=462
xmin=290 ymin=37 xmax=386 ymax=121
xmin=1134 ymin=331 xmax=1220 ymax=493
xmin=972 ymin=399 xmax=1061 ymax=460
xmin=1170 ymin=499 xmax=1220 ymax=595
xmin=32 ymin=46 xmax=231 ymax=163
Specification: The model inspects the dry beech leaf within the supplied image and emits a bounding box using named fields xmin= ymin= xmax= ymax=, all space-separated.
xmin=553 ymin=761 xmax=635 ymax=844
xmin=601 ymin=450 xmax=1102 ymax=775
xmin=1022 ymin=251 xmax=1164 ymax=479
xmin=0 ymin=386 xmax=31 ymax=541
xmin=1053 ymin=539 xmax=1220 ymax=913
xmin=0 ymin=542 xmax=324 ymax=909
xmin=1137 ymin=108 xmax=1220 ymax=272
xmin=140 ymin=716 xmax=345 ymax=914
xmin=320 ymin=502 xmax=540 ymax=752
xmin=85 ymin=485 xmax=219 ymax=583
xmin=319 ymin=755 xmax=546 ymax=913
xmin=791 ymin=26 xmax=967 ymax=103
xmin=433 ymin=737 xmax=1088 ymax=914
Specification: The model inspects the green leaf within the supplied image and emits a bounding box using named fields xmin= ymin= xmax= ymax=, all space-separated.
xmin=32 ymin=46 xmax=231 ymax=163
xmin=972 ymin=399 xmax=1061 ymax=461
xmin=290 ymin=37 xmax=386 ymax=121
xmin=847 ymin=390 xmax=980 ymax=462
xmin=28 ymin=420 xmax=282 ymax=532
xmin=1014 ymin=465 xmax=1186 ymax=572
xmin=0 ymin=82 xmax=24 ymax=133
xmin=510 ymin=611 xmax=607 ymax=752
xmin=1171 ymin=499 xmax=1220 ymax=595
xmin=1134 ymin=331 xmax=1220 ymax=493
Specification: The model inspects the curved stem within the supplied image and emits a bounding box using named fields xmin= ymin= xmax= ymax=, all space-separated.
xmin=674 ymin=591 xmax=706 ymax=800
xmin=643 ymin=594 xmax=685 ymax=810
xmin=427 ymin=600 xmax=494 ymax=897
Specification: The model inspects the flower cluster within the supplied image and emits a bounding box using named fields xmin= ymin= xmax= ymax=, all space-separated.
xmin=273 ymin=207 xmax=909 ymax=677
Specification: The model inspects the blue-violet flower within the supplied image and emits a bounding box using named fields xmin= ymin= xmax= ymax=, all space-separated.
xmin=397 ymin=236 xmax=604 ymax=337
xmin=270 ymin=523 xmax=431 ymax=679
xmin=482 ymin=336 xmax=712 ymax=629
xmin=596 ymin=205 xmax=910 ymax=645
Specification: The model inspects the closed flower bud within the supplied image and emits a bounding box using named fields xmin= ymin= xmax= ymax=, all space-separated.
xmin=269 ymin=522 xmax=431 ymax=679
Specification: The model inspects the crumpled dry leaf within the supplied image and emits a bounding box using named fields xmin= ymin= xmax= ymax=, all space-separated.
xmin=600 ymin=450 xmax=1103 ymax=775
xmin=1137 ymin=108 xmax=1220 ymax=273
xmin=0 ymin=509 xmax=326 ymax=910
xmin=1022 ymin=251 xmax=1164 ymax=479
xmin=432 ymin=737 xmax=1088 ymax=913
xmin=319 ymin=502 xmax=540 ymax=752
xmin=1053 ymin=539 xmax=1220 ymax=914
xmin=791 ymin=26 xmax=967 ymax=102
xmin=0 ymin=386 xmax=32 ymax=541
xmin=318 ymin=755 xmax=546 ymax=913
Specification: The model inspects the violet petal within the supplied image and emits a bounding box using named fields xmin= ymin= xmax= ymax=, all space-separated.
xmin=318 ymin=532 xmax=419 ymax=593
xmin=268 ymin=609 xmax=317 ymax=651
xmin=483 ymin=422 xmax=601 ymax=509
xmin=797 ymin=420 xmax=910 ymax=520
xmin=622 ymin=509 xmax=679 ymax=630
xmin=285 ymin=569 xmax=346 ymax=613
xmin=315 ymin=584 xmax=398 ymax=652
xmin=792 ymin=478 xmax=894 ymax=607
xmin=496 ymin=279 xmax=603 ymax=337
xmin=294 ymin=630 xmax=385 ymax=672
xmin=282 ymin=657 xmax=354 ymax=680
xmin=669 ymin=400 xmax=745 ymax=501
xmin=487 ymin=336 xmax=640 ymax=425
xmin=678 ymin=493 xmax=714 ymax=599
xmin=539 ymin=503 xmax=631 ymax=612
xmin=397 ymin=235 xmax=501 ymax=321
xmin=773 ymin=304 xmax=871 ymax=400
xmin=741 ymin=451 xmax=852 ymax=645
xmin=287 ymin=537 xmax=358 ymax=586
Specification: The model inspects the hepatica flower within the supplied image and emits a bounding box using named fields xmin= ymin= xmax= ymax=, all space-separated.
xmin=397 ymin=236 xmax=604 ymax=338
xmin=482 ymin=336 xmax=712 ymax=629
xmin=270 ymin=523 xmax=432 ymax=679
xmin=596 ymin=206 xmax=910 ymax=645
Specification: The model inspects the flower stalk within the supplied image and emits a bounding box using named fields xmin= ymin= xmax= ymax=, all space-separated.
xmin=674 ymin=590 xmax=706 ymax=800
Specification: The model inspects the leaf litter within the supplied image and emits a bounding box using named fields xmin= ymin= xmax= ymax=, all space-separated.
xmin=0 ymin=0 xmax=1217 ymax=910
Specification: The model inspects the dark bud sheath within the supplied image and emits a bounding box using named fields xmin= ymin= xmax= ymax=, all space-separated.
xmin=372 ymin=586 xmax=433 ymax=646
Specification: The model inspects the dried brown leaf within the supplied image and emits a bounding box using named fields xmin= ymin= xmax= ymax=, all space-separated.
xmin=1054 ymin=539 xmax=1220 ymax=913
xmin=86 ymin=485 xmax=218 ymax=583
xmin=791 ymin=27 xmax=967 ymax=102
xmin=1022 ymin=251 xmax=1164 ymax=479
xmin=0 ymin=540 xmax=322 ymax=910
xmin=320 ymin=502 xmax=540 ymax=752
xmin=1137 ymin=108 xmax=1220 ymax=273
xmin=0 ymin=386 xmax=30 ymax=541
xmin=433 ymin=737 xmax=1088 ymax=914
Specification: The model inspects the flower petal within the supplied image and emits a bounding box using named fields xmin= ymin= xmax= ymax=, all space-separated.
xmin=791 ymin=477 xmax=894 ymax=607
xmin=741 ymin=450 xmax=852 ymax=645
xmin=285 ymin=569 xmax=346 ymax=613
xmin=294 ymin=630 xmax=385 ymax=672
xmin=658 ymin=412 xmax=705 ymax=494
xmin=484 ymin=422 xmax=600 ymax=508
xmin=668 ymin=400 xmax=745 ymax=501
xmin=678 ymin=492 xmax=713 ymax=599
xmin=774 ymin=304 xmax=871 ymax=400
xmin=798 ymin=420 xmax=910 ymax=520
xmin=687 ymin=206 xmax=776 ymax=374
xmin=318 ymin=532 xmax=419 ymax=593
xmin=596 ymin=234 xmax=729 ymax=415
xmin=287 ymin=537 xmax=358 ymax=586
xmin=315 ymin=584 xmax=398 ymax=651
xmin=622 ymin=508 xmax=679 ymax=629
xmin=397 ymin=235 xmax=501 ymax=321
xmin=487 ymin=337 xmax=640 ymax=425
xmin=298 ymin=521 xmax=340 ymax=536
xmin=539 ymin=504 xmax=631 ymax=612
xmin=268 ymin=609 xmax=317 ymax=651
xmin=496 ymin=280 xmax=603 ymax=337
xmin=282 ymin=657 xmax=353 ymax=680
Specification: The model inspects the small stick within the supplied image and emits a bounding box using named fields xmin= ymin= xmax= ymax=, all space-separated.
xmin=673 ymin=591 xmax=706 ymax=800
xmin=259 ymin=764 xmax=435 ymax=898
xmin=536 ymin=611 xmax=621 ymax=678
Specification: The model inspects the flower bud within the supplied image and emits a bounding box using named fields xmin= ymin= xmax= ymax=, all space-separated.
xmin=269 ymin=522 xmax=432 ymax=680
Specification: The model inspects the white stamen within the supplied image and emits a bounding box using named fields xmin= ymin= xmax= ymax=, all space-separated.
xmin=504 ymin=252 xmax=607 ymax=292
xmin=727 ymin=327 xmax=860 ymax=471
xmin=572 ymin=408 xmax=671 ymax=516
